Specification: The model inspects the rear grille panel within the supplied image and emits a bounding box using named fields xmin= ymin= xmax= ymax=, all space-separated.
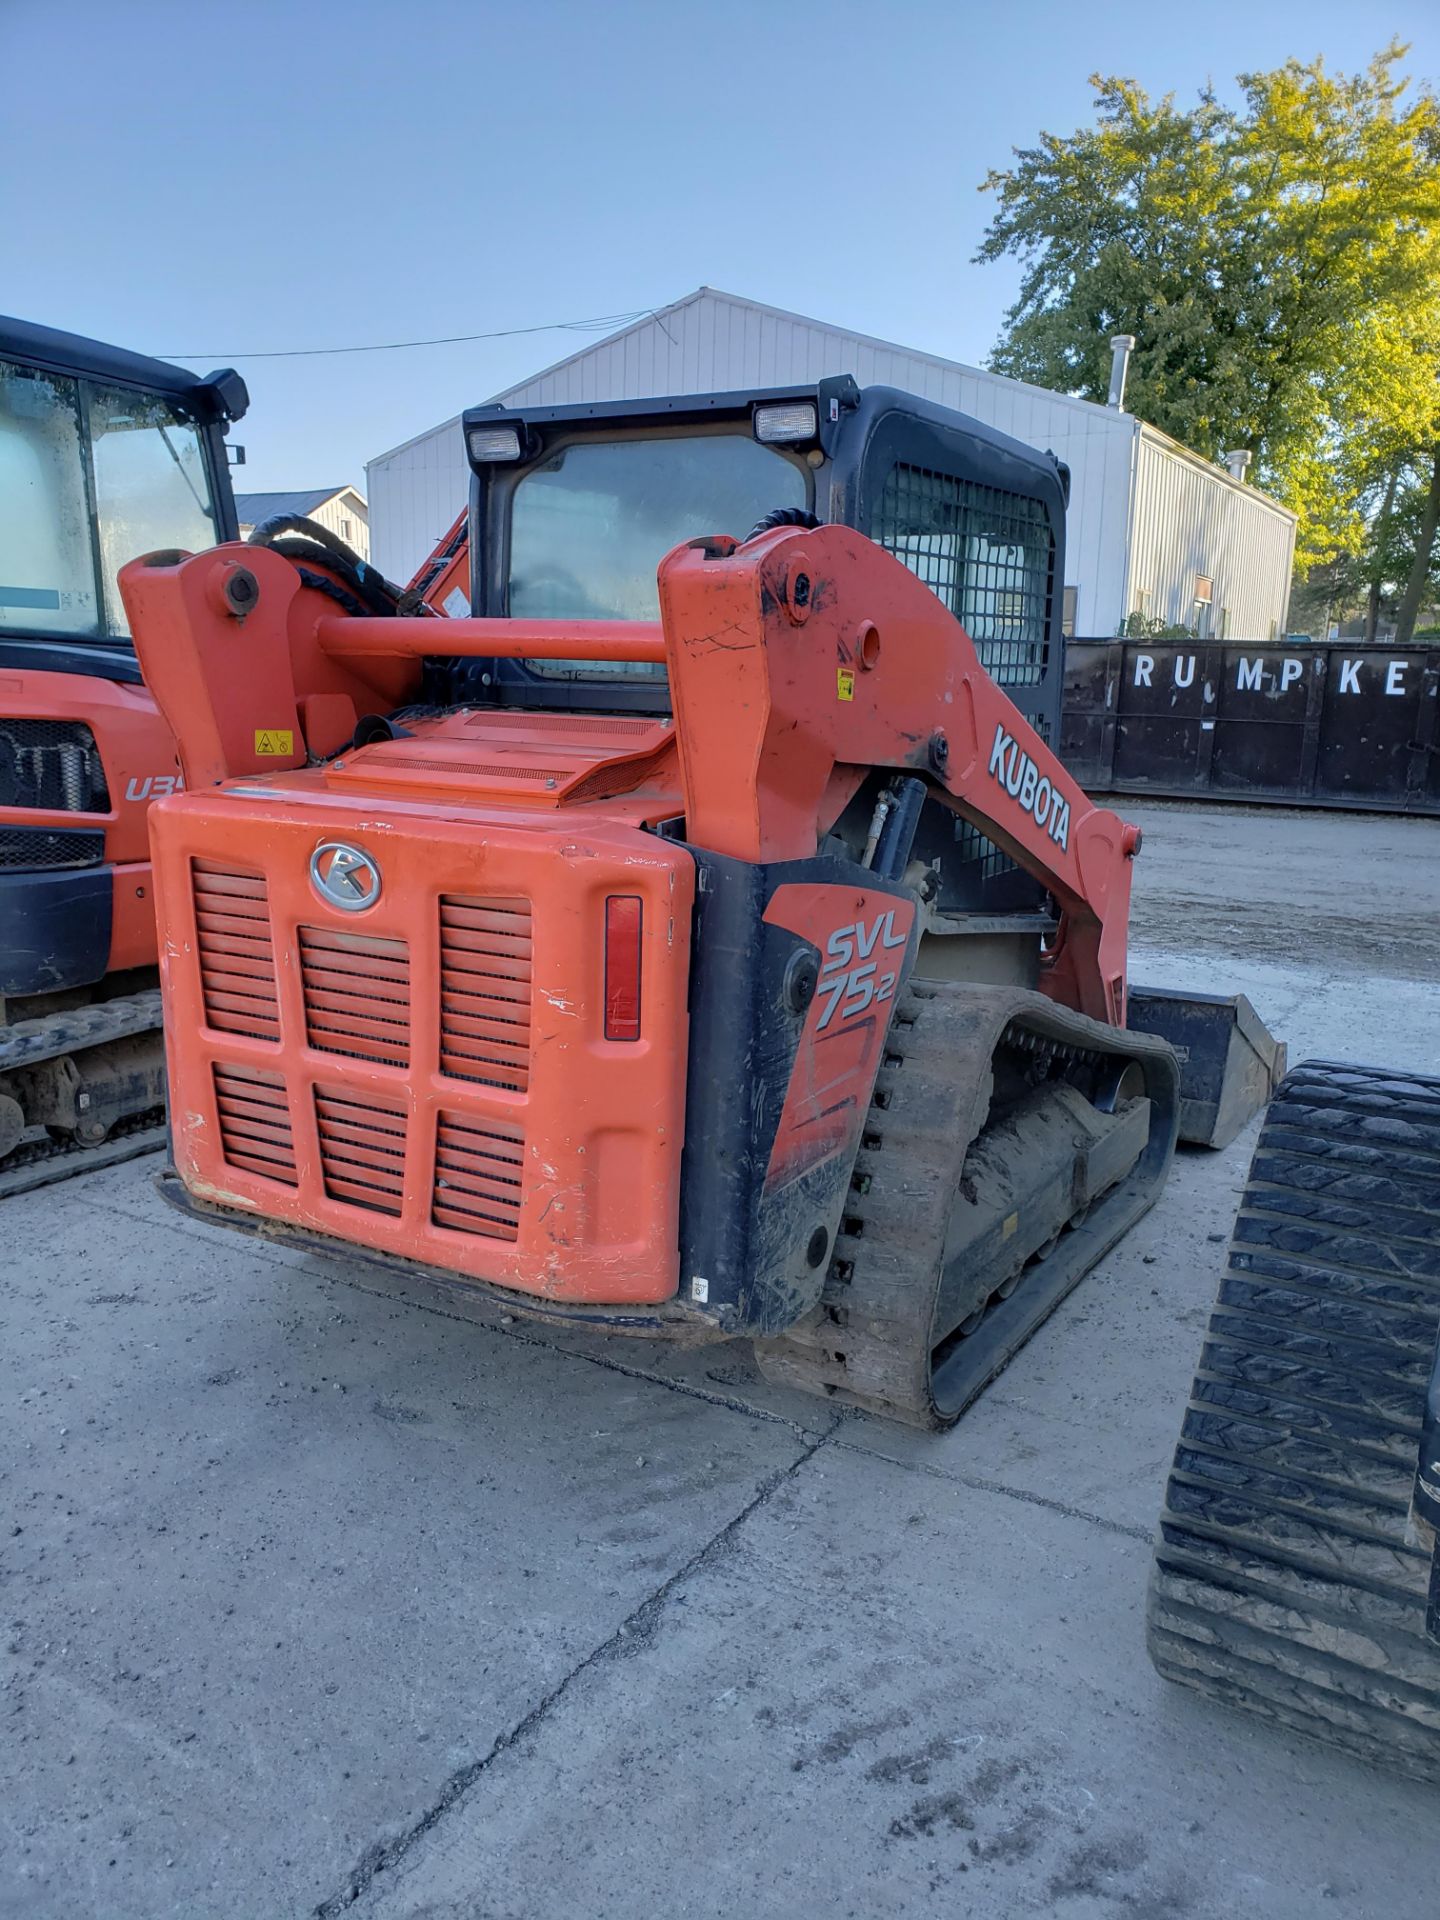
xmin=213 ymin=1064 xmax=296 ymax=1185
xmin=432 ymin=1111 xmax=524 ymax=1240
xmin=438 ymin=896 xmax=532 ymax=1091
xmin=300 ymin=926 xmax=411 ymax=1068
xmin=315 ymin=1086 xmax=407 ymax=1216
xmin=194 ymin=863 xmax=281 ymax=1042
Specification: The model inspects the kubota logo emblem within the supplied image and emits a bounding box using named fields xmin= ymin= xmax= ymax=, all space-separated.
xmin=310 ymin=841 xmax=381 ymax=912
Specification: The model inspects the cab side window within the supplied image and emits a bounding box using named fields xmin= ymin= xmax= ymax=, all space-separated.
xmin=872 ymin=462 xmax=1053 ymax=687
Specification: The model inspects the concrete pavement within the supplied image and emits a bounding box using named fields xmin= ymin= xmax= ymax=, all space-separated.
xmin=4 ymin=801 xmax=1438 ymax=1917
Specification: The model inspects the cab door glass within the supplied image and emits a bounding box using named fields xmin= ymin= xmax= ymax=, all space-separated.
xmin=89 ymin=384 xmax=217 ymax=637
xmin=0 ymin=361 xmax=101 ymax=636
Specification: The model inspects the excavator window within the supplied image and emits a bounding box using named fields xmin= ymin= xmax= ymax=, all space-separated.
xmin=506 ymin=427 xmax=808 ymax=676
xmin=0 ymin=356 xmax=219 ymax=645
xmin=0 ymin=362 xmax=99 ymax=636
xmin=89 ymin=384 xmax=216 ymax=636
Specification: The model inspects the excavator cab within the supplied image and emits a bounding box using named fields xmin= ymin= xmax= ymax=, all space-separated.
xmin=0 ymin=317 xmax=246 ymax=1191
xmin=118 ymin=378 xmax=1278 ymax=1427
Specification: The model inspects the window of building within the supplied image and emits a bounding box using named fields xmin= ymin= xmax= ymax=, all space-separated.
xmin=872 ymin=463 xmax=1054 ymax=686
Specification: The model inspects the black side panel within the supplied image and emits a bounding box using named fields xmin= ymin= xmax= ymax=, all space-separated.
xmin=678 ymin=848 xmax=916 ymax=1338
xmin=0 ymin=639 xmax=145 ymax=684
xmin=0 ymin=864 xmax=112 ymax=996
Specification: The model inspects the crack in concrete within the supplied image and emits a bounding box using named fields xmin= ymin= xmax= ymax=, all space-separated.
xmin=832 ymin=1434 xmax=1152 ymax=1542
xmin=313 ymin=1420 xmax=841 ymax=1916
xmin=309 ymin=1266 xmax=833 ymax=1443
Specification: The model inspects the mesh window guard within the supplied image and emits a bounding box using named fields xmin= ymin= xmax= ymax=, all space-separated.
xmin=874 ymin=465 xmax=1054 ymax=687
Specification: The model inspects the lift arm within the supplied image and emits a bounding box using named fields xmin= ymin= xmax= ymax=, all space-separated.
xmin=654 ymin=524 xmax=1139 ymax=1026
xmin=120 ymin=522 xmax=1138 ymax=1026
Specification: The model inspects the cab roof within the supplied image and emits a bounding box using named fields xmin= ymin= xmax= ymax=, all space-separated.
xmin=0 ymin=314 xmax=248 ymax=422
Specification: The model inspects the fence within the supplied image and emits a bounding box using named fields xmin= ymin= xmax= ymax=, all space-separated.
xmin=1061 ymin=640 xmax=1440 ymax=815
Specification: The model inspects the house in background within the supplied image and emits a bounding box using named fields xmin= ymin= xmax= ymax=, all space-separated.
xmin=234 ymin=486 xmax=369 ymax=563
xmin=365 ymin=286 xmax=1297 ymax=641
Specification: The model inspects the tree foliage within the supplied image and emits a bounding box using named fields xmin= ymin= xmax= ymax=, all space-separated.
xmin=976 ymin=45 xmax=1440 ymax=593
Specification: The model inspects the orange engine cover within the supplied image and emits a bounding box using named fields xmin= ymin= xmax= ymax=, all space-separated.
xmin=147 ymin=784 xmax=694 ymax=1304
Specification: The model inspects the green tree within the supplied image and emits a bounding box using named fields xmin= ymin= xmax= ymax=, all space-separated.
xmin=976 ymin=46 xmax=1440 ymax=587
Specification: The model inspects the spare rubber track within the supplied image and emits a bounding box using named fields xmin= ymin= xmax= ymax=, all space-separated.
xmin=1148 ymin=1060 xmax=1440 ymax=1782
xmin=754 ymin=980 xmax=1178 ymax=1428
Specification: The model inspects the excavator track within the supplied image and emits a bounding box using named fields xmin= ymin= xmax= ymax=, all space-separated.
xmin=755 ymin=980 xmax=1180 ymax=1428
xmin=0 ymin=989 xmax=167 ymax=1199
xmin=1148 ymin=1061 xmax=1440 ymax=1782
xmin=0 ymin=1109 xmax=167 ymax=1200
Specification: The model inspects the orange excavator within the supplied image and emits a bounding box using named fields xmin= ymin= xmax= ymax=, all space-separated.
xmin=117 ymin=378 xmax=1282 ymax=1425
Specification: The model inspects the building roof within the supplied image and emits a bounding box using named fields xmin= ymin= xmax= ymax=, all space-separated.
xmin=495 ymin=286 xmax=1131 ymax=425
xmin=369 ymin=285 xmax=1140 ymax=469
xmin=234 ymin=486 xmax=361 ymax=524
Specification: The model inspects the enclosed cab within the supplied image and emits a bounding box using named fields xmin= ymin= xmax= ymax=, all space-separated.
xmin=448 ymin=378 xmax=1068 ymax=948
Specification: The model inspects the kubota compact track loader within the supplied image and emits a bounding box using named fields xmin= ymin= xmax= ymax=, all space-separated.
xmin=0 ymin=318 xmax=247 ymax=1194
xmin=118 ymin=379 xmax=1281 ymax=1427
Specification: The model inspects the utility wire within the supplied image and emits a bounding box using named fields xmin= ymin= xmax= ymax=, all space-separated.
xmin=155 ymin=309 xmax=657 ymax=363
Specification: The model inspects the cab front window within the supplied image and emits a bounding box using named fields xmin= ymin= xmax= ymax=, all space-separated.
xmin=508 ymin=430 xmax=808 ymax=677
xmin=0 ymin=357 xmax=219 ymax=644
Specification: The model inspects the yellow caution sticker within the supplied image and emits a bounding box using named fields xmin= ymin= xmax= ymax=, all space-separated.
xmin=1002 ymin=1211 xmax=1019 ymax=1240
xmin=254 ymin=729 xmax=294 ymax=756
xmin=836 ymin=667 xmax=855 ymax=702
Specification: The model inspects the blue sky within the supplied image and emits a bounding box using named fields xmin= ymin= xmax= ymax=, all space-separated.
xmin=5 ymin=0 xmax=1434 ymax=497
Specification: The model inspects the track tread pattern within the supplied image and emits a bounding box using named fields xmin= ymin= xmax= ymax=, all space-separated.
xmin=755 ymin=983 xmax=1175 ymax=1428
xmin=1148 ymin=1059 xmax=1440 ymax=1781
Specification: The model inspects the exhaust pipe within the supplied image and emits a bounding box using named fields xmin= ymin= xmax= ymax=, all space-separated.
xmin=1107 ymin=334 xmax=1136 ymax=411
xmin=1222 ymin=449 xmax=1253 ymax=482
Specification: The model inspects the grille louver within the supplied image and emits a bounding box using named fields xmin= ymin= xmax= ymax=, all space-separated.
xmin=300 ymin=926 xmax=410 ymax=1067
xmin=438 ymin=895 xmax=532 ymax=1091
xmin=194 ymin=864 xmax=281 ymax=1042
xmin=213 ymin=1064 xmax=296 ymax=1185
xmin=432 ymin=1111 xmax=524 ymax=1240
xmin=315 ymin=1086 xmax=407 ymax=1215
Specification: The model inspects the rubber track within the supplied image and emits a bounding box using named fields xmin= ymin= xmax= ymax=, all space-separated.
xmin=754 ymin=984 xmax=974 ymax=1425
xmin=1148 ymin=1060 xmax=1440 ymax=1782
xmin=754 ymin=981 xmax=1172 ymax=1428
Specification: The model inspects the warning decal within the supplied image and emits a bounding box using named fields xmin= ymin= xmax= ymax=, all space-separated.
xmin=836 ymin=667 xmax=855 ymax=702
xmin=254 ymin=729 xmax=294 ymax=756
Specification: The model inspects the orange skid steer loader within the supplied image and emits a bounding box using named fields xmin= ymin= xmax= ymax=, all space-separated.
xmin=118 ymin=381 xmax=1280 ymax=1427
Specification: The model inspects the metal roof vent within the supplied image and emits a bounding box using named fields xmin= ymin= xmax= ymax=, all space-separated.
xmin=1106 ymin=335 xmax=1136 ymax=411
xmin=1222 ymin=449 xmax=1253 ymax=482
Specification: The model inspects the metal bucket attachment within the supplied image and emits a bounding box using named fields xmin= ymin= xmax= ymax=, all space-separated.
xmin=1126 ymin=986 xmax=1286 ymax=1149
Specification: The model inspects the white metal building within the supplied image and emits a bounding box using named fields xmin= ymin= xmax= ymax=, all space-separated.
xmin=367 ymin=288 xmax=1296 ymax=639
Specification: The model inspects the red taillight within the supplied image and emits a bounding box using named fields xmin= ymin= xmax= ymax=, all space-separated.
xmin=603 ymin=895 xmax=642 ymax=1041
